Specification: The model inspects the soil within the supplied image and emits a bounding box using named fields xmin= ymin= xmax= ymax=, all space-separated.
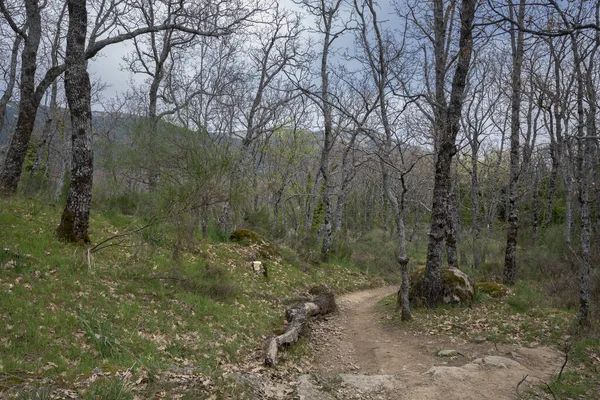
xmin=300 ymin=286 xmax=564 ymax=400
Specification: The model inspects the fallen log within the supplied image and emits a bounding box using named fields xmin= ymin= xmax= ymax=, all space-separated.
xmin=264 ymin=285 xmax=336 ymax=366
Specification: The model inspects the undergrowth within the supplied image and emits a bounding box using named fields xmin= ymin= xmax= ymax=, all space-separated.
xmin=0 ymin=197 xmax=386 ymax=398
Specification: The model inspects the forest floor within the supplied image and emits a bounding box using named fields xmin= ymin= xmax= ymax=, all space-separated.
xmin=294 ymin=286 xmax=564 ymax=400
xmin=1 ymin=198 xmax=598 ymax=399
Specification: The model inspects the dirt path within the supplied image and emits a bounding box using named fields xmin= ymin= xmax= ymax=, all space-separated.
xmin=301 ymin=286 xmax=563 ymax=400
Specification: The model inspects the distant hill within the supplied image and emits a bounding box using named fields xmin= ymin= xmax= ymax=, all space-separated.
xmin=0 ymin=102 xmax=142 ymax=148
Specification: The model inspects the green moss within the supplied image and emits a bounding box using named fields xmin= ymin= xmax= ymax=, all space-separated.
xmin=475 ymin=282 xmax=510 ymax=298
xmin=55 ymin=208 xmax=90 ymax=244
xmin=229 ymin=229 xmax=280 ymax=260
xmin=408 ymin=267 xmax=474 ymax=306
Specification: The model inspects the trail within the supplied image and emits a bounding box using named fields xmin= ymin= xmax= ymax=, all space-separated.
xmin=299 ymin=286 xmax=563 ymax=400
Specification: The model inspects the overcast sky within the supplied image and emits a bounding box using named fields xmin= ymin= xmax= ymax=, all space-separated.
xmin=87 ymin=0 xmax=398 ymax=106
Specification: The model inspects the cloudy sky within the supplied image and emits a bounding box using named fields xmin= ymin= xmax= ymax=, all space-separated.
xmin=87 ymin=0 xmax=399 ymax=104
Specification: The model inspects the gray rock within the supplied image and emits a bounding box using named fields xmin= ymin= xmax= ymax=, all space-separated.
xmin=339 ymin=374 xmax=395 ymax=392
xmin=482 ymin=356 xmax=520 ymax=368
xmin=295 ymin=375 xmax=334 ymax=400
xmin=437 ymin=349 xmax=458 ymax=357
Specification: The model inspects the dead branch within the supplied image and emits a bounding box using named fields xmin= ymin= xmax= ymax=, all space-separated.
xmin=89 ymin=218 xmax=159 ymax=254
xmin=264 ymin=285 xmax=336 ymax=366
xmin=515 ymin=374 xmax=528 ymax=399
xmin=557 ymin=342 xmax=572 ymax=381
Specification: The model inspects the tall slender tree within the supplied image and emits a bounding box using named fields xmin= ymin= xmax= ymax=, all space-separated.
xmin=422 ymin=0 xmax=477 ymax=305
xmin=503 ymin=0 xmax=526 ymax=285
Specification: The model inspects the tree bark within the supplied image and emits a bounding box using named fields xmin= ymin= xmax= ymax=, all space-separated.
xmin=503 ymin=0 xmax=525 ymax=286
xmin=332 ymin=134 xmax=357 ymax=248
xmin=0 ymin=0 xmax=42 ymax=195
xmin=264 ymin=285 xmax=335 ymax=366
xmin=424 ymin=0 xmax=476 ymax=306
xmin=316 ymin=0 xmax=343 ymax=263
xmin=446 ymin=180 xmax=459 ymax=268
xmin=0 ymin=34 xmax=21 ymax=137
xmin=56 ymin=0 xmax=93 ymax=243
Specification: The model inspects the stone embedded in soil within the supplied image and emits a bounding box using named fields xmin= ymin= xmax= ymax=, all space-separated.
xmin=339 ymin=374 xmax=395 ymax=392
xmin=296 ymin=375 xmax=335 ymax=400
xmin=473 ymin=356 xmax=521 ymax=368
xmin=437 ymin=349 xmax=458 ymax=357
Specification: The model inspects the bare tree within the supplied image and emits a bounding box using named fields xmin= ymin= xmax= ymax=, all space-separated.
xmin=420 ymin=0 xmax=477 ymax=306
xmin=503 ymin=0 xmax=526 ymax=285
xmin=0 ymin=32 xmax=21 ymax=138
xmin=0 ymin=0 xmax=47 ymax=194
xmin=295 ymin=0 xmax=349 ymax=262
xmin=30 ymin=1 xmax=67 ymax=177
xmin=52 ymin=0 xmax=261 ymax=242
xmin=0 ymin=0 xmax=259 ymax=197
xmin=56 ymin=0 xmax=92 ymax=241
xmin=353 ymin=0 xmax=413 ymax=320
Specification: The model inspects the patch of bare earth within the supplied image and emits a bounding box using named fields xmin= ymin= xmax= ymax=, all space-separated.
xmin=299 ymin=286 xmax=564 ymax=400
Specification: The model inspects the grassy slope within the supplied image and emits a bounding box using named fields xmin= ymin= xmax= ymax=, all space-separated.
xmin=0 ymin=198 xmax=386 ymax=397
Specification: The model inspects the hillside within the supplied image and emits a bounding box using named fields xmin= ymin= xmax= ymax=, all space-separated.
xmin=0 ymin=197 xmax=388 ymax=398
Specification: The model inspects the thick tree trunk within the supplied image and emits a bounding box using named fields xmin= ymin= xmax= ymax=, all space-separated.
xmin=425 ymin=148 xmax=453 ymax=304
xmin=576 ymin=19 xmax=598 ymax=326
xmin=0 ymin=0 xmax=42 ymax=195
xmin=56 ymin=0 xmax=93 ymax=243
xmin=445 ymin=182 xmax=459 ymax=268
xmin=503 ymin=0 xmax=525 ymax=286
xmin=265 ymin=285 xmax=335 ymax=366
xmin=424 ymin=0 xmax=475 ymax=306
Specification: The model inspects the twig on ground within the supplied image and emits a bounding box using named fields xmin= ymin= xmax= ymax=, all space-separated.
xmin=557 ymin=342 xmax=571 ymax=381
xmin=541 ymin=380 xmax=557 ymax=400
xmin=516 ymin=374 xmax=528 ymax=399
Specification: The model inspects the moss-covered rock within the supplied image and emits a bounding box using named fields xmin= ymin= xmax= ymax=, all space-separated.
xmin=408 ymin=267 xmax=475 ymax=306
xmin=475 ymin=281 xmax=510 ymax=298
xmin=229 ymin=229 xmax=280 ymax=260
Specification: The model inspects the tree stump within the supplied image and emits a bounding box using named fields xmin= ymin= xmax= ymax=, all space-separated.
xmin=264 ymin=285 xmax=336 ymax=366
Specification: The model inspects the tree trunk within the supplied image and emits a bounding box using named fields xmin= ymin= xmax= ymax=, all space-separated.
xmin=545 ymin=141 xmax=559 ymax=228
xmin=30 ymin=82 xmax=59 ymax=177
xmin=470 ymin=139 xmax=482 ymax=269
xmin=56 ymin=0 xmax=93 ymax=243
xmin=425 ymin=148 xmax=453 ymax=304
xmin=532 ymin=166 xmax=540 ymax=242
xmin=316 ymin=1 xmax=342 ymax=263
xmin=0 ymin=34 xmax=21 ymax=136
xmin=304 ymin=169 xmax=320 ymax=231
xmin=578 ymin=119 xmax=592 ymax=327
xmin=265 ymin=285 xmax=336 ymax=366
xmin=562 ymin=146 xmax=573 ymax=245
xmin=503 ymin=0 xmax=525 ymax=286
xmin=0 ymin=0 xmax=42 ymax=195
xmin=332 ymin=135 xmax=357 ymax=248
xmin=446 ymin=181 xmax=459 ymax=268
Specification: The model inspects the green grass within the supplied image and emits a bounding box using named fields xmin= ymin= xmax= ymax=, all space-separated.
xmin=0 ymin=197 xmax=386 ymax=397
